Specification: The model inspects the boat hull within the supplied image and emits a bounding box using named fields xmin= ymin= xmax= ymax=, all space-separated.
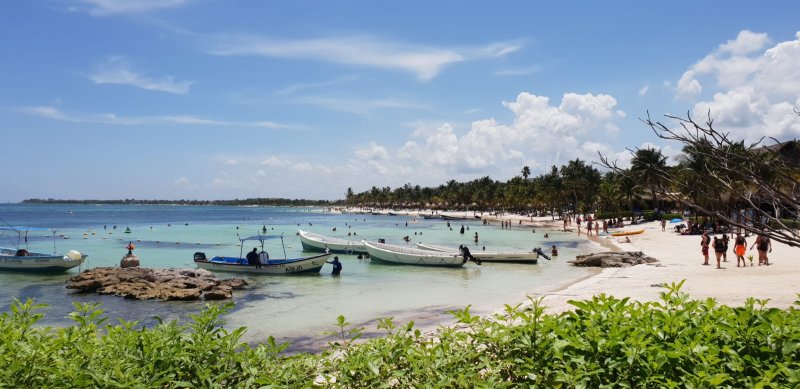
xmin=364 ymin=241 xmax=464 ymax=267
xmin=194 ymin=253 xmax=331 ymax=275
xmin=0 ymin=248 xmax=87 ymax=272
xmin=297 ymin=230 xmax=368 ymax=254
xmin=416 ymin=243 xmax=538 ymax=264
xmin=610 ymin=230 xmax=645 ymax=237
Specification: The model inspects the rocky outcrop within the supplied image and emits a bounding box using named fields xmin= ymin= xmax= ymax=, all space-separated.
xmin=66 ymin=267 xmax=248 ymax=301
xmin=569 ymin=251 xmax=659 ymax=268
xmin=120 ymin=253 xmax=140 ymax=268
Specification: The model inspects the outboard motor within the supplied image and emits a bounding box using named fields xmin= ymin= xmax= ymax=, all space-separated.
xmin=193 ymin=252 xmax=207 ymax=261
xmin=378 ymin=238 xmax=386 ymax=244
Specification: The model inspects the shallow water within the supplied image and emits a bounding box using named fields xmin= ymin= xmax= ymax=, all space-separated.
xmin=0 ymin=204 xmax=598 ymax=350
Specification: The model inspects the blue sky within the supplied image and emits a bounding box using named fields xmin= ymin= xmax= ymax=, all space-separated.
xmin=1 ymin=1 xmax=799 ymax=202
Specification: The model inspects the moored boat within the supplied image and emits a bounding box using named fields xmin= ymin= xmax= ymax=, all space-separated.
xmin=416 ymin=243 xmax=538 ymax=264
xmin=194 ymin=234 xmax=331 ymax=275
xmin=0 ymin=226 xmax=88 ymax=272
xmin=610 ymin=229 xmax=645 ymax=237
xmin=363 ymin=240 xmax=465 ymax=267
xmin=297 ymin=229 xmax=368 ymax=254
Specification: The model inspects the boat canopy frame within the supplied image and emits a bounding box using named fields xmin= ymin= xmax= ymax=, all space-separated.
xmin=237 ymin=233 xmax=288 ymax=260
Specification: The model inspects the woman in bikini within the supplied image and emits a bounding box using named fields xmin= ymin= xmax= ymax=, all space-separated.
xmin=750 ymin=233 xmax=772 ymax=265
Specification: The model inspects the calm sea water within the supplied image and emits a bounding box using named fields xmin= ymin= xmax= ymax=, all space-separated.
xmin=0 ymin=204 xmax=598 ymax=351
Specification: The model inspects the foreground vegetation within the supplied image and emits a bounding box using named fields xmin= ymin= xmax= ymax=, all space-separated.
xmin=2 ymin=282 xmax=799 ymax=387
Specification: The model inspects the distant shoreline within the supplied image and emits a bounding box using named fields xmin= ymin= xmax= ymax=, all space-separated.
xmin=20 ymin=199 xmax=341 ymax=207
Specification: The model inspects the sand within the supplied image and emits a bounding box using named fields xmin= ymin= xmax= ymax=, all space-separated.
xmin=529 ymin=217 xmax=800 ymax=312
xmin=346 ymin=208 xmax=800 ymax=311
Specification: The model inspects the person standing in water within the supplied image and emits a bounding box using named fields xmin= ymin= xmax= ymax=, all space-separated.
xmin=327 ymin=256 xmax=343 ymax=275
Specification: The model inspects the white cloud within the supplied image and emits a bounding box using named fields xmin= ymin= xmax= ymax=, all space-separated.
xmin=71 ymin=0 xmax=191 ymax=16
xmin=16 ymin=106 xmax=292 ymax=129
xmin=676 ymin=30 xmax=800 ymax=140
xmin=261 ymin=156 xmax=291 ymax=168
xmin=172 ymin=176 xmax=197 ymax=190
xmin=225 ymin=159 xmax=237 ymax=166
xmin=290 ymin=96 xmax=429 ymax=117
xmin=355 ymin=142 xmax=389 ymax=161
xmin=207 ymin=34 xmax=521 ymax=81
xmin=275 ymin=75 xmax=358 ymax=96
xmin=638 ymin=83 xmax=649 ymax=96
xmin=392 ymin=92 xmax=625 ymax=175
xmin=88 ymin=57 xmax=193 ymax=94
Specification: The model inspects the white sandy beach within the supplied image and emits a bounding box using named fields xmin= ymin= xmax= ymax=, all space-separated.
xmin=531 ymin=217 xmax=800 ymax=311
xmin=346 ymin=208 xmax=800 ymax=311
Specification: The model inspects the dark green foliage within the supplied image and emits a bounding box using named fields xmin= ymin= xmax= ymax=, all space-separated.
xmin=3 ymin=283 xmax=800 ymax=387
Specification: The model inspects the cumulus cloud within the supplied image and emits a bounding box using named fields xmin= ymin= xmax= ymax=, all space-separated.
xmin=206 ymin=34 xmax=521 ymax=81
xmin=391 ymin=92 xmax=625 ymax=176
xmin=676 ymin=30 xmax=800 ymax=140
xmin=225 ymin=159 xmax=237 ymax=166
xmin=88 ymin=57 xmax=193 ymax=94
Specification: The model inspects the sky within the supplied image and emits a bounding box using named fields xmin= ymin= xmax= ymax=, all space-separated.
xmin=1 ymin=1 xmax=799 ymax=202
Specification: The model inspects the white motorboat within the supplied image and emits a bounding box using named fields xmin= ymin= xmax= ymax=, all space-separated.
xmin=194 ymin=234 xmax=331 ymax=275
xmin=416 ymin=243 xmax=538 ymax=264
xmin=363 ymin=240 xmax=465 ymax=267
xmin=298 ymin=229 xmax=367 ymax=254
xmin=0 ymin=226 xmax=88 ymax=272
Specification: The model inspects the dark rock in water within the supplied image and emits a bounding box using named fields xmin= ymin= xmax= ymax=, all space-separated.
xmin=66 ymin=267 xmax=248 ymax=301
xmin=568 ymin=251 xmax=658 ymax=268
xmin=120 ymin=253 xmax=140 ymax=268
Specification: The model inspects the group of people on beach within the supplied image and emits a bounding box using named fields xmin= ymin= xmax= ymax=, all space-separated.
xmin=700 ymin=231 xmax=772 ymax=269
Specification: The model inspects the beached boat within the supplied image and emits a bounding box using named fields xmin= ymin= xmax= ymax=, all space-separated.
xmin=416 ymin=243 xmax=538 ymax=264
xmin=0 ymin=226 xmax=88 ymax=272
xmin=421 ymin=214 xmax=443 ymax=219
xmin=610 ymin=229 xmax=645 ymax=237
xmin=363 ymin=240 xmax=465 ymax=267
xmin=440 ymin=215 xmax=472 ymax=221
xmin=297 ymin=229 xmax=368 ymax=254
xmin=194 ymin=234 xmax=331 ymax=275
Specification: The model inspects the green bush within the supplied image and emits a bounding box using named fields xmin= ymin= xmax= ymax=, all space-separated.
xmin=2 ymin=282 xmax=800 ymax=387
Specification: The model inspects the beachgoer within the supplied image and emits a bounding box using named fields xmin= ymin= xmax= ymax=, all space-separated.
xmin=721 ymin=234 xmax=729 ymax=262
xmin=460 ymin=225 xmax=465 ymax=234
xmin=594 ymin=221 xmax=599 ymax=235
xmin=14 ymin=249 xmax=29 ymax=256
xmin=734 ymin=233 xmax=747 ymax=267
xmin=327 ymin=256 xmax=342 ymax=275
xmin=624 ymin=237 xmax=631 ymax=243
xmin=544 ymin=233 xmax=549 ymax=238
xmin=551 ymin=245 xmax=558 ymax=256
xmin=661 ymin=219 xmax=666 ymax=231
xmin=459 ymin=245 xmax=481 ymax=265
xmin=246 ymin=247 xmax=260 ymax=268
xmin=713 ymin=236 xmax=725 ymax=269
xmin=751 ymin=233 xmax=772 ymax=265
xmin=474 ymin=232 xmax=479 ymax=243
xmin=700 ymin=232 xmax=710 ymax=265
xmin=262 ymin=225 xmax=267 ymax=233
xmin=586 ymin=222 xmax=592 ymax=236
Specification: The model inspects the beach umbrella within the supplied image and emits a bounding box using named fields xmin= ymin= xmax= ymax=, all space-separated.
xmin=670 ymin=218 xmax=683 ymax=223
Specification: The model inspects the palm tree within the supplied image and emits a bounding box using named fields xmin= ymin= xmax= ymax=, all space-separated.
xmin=521 ymin=166 xmax=531 ymax=180
xmin=630 ymin=148 xmax=667 ymax=211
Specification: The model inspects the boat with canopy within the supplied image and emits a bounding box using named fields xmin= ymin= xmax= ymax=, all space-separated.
xmin=194 ymin=233 xmax=331 ymax=275
xmin=0 ymin=226 xmax=87 ymax=272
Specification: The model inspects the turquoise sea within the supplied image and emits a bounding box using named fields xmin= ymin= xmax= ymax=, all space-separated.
xmin=0 ymin=204 xmax=598 ymax=351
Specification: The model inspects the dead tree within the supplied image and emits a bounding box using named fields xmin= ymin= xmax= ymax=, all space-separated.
xmin=600 ymin=110 xmax=800 ymax=247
